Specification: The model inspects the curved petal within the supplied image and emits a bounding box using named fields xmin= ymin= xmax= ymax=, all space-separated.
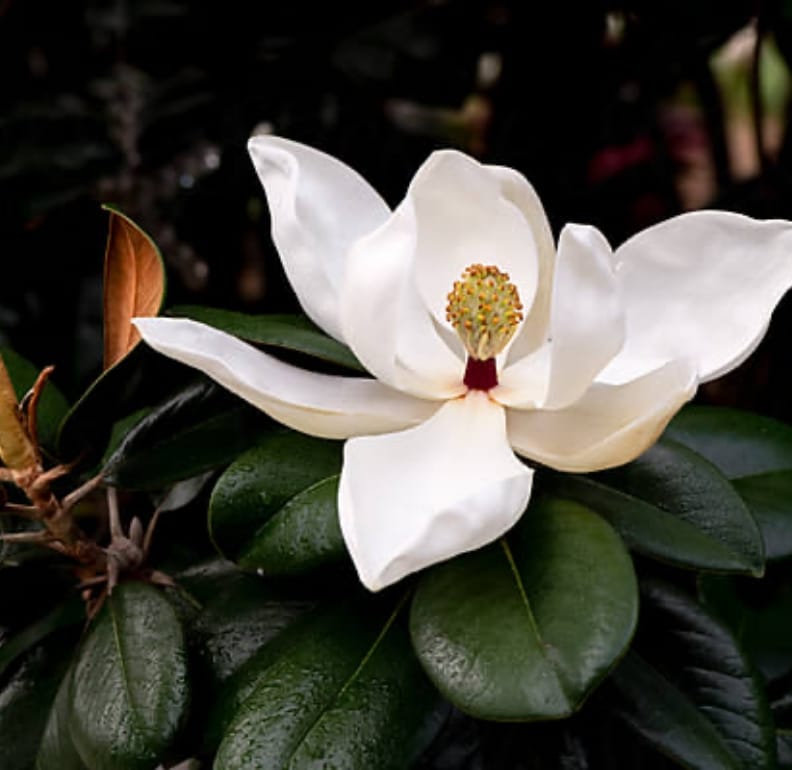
xmin=486 ymin=165 xmax=557 ymax=362
xmin=495 ymin=224 xmax=625 ymax=409
xmin=248 ymin=135 xmax=390 ymax=342
xmin=134 ymin=318 xmax=438 ymax=439
xmin=507 ymin=358 xmax=697 ymax=473
xmin=407 ymin=151 xmax=540 ymax=328
xmin=602 ymin=211 xmax=792 ymax=384
xmin=339 ymin=391 xmax=534 ymax=591
xmin=341 ymin=202 xmax=466 ymax=400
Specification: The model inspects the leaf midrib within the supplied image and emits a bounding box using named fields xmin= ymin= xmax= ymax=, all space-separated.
xmin=499 ymin=538 xmax=572 ymax=708
xmin=108 ymin=593 xmax=149 ymax=745
xmin=284 ymin=593 xmax=410 ymax=769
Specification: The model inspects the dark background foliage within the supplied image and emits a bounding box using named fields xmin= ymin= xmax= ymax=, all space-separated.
xmin=3 ymin=0 xmax=792 ymax=410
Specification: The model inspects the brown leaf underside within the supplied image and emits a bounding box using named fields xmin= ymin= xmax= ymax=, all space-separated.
xmin=103 ymin=212 xmax=164 ymax=371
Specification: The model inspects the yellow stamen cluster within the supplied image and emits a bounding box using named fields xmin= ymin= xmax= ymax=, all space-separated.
xmin=445 ymin=264 xmax=524 ymax=360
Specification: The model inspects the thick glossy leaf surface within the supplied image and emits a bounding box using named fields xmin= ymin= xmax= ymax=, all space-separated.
xmin=102 ymin=206 xmax=165 ymax=371
xmin=666 ymin=405 xmax=792 ymax=479
xmin=612 ymin=580 xmax=776 ymax=769
xmin=103 ymin=379 xmax=270 ymax=490
xmin=549 ymin=473 xmax=757 ymax=574
xmin=168 ymin=305 xmax=364 ymax=371
xmin=37 ymin=668 xmax=87 ymax=770
xmin=700 ymin=573 xmax=792 ymax=681
xmin=70 ymin=582 xmax=189 ymax=770
xmin=733 ymin=471 xmax=792 ymax=562
xmin=0 ymin=347 xmax=69 ymax=452
xmin=188 ymin=567 xmax=313 ymax=689
xmin=57 ymin=345 xmax=150 ymax=463
xmin=584 ymin=438 xmax=764 ymax=575
xmin=665 ymin=408 xmax=792 ymax=561
xmin=213 ymin=599 xmax=436 ymax=770
xmin=0 ymin=632 xmax=75 ymax=770
xmin=208 ymin=430 xmax=342 ymax=562
xmin=410 ymin=497 xmax=638 ymax=720
xmin=611 ymin=653 xmax=740 ymax=770
xmin=237 ymin=475 xmax=346 ymax=575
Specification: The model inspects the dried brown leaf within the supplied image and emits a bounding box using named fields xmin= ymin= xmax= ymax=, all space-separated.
xmin=0 ymin=354 xmax=37 ymax=470
xmin=102 ymin=206 xmax=165 ymax=370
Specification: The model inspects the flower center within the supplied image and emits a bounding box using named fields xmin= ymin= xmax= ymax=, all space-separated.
xmin=445 ymin=263 xmax=523 ymax=390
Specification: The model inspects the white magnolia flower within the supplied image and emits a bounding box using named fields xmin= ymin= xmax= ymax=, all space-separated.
xmin=134 ymin=136 xmax=792 ymax=591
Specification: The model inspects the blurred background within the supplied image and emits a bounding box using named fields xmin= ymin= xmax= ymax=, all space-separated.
xmin=2 ymin=0 xmax=792 ymax=417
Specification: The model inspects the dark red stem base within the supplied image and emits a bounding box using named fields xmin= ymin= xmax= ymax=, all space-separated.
xmin=463 ymin=357 xmax=497 ymax=391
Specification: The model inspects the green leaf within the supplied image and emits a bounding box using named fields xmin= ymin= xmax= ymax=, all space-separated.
xmin=734 ymin=471 xmax=792 ymax=562
xmin=168 ymin=306 xmax=365 ymax=372
xmin=611 ymin=580 xmax=777 ymax=770
xmin=611 ymin=653 xmax=741 ymax=770
xmin=184 ymin=566 xmax=315 ymax=754
xmin=237 ymin=475 xmax=346 ymax=575
xmin=0 ymin=630 xmax=77 ymax=770
xmin=212 ymin=598 xmax=437 ymax=770
xmin=666 ymin=405 xmax=792 ymax=479
xmin=189 ymin=568 xmax=314 ymax=690
xmin=0 ymin=347 xmax=69 ymax=451
xmin=549 ymin=438 xmax=764 ymax=576
xmin=103 ymin=379 xmax=270 ymax=490
xmin=700 ymin=572 xmax=792 ymax=681
xmin=57 ymin=345 xmax=151 ymax=464
xmin=208 ymin=431 xmax=343 ymax=566
xmin=37 ymin=668 xmax=87 ymax=770
xmin=69 ymin=582 xmax=190 ymax=770
xmin=410 ymin=496 xmax=638 ymax=720
xmin=665 ymin=407 xmax=792 ymax=561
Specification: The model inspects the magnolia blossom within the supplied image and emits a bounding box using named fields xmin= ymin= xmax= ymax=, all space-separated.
xmin=135 ymin=136 xmax=792 ymax=591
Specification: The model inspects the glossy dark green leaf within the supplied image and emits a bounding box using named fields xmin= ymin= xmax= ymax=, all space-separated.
xmin=69 ymin=582 xmax=190 ymax=770
xmin=610 ymin=653 xmax=740 ymax=770
xmin=666 ymin=405 xmax=792 ymax=479
xmin=189 ymin=567 xmax=314 ymax=689
xmin=734 ymin=471 xmax=792 ymax=562
xmin=612 ymin=580 xmax=777 ymax=770
xmin=57 ymin=345 xmax=150 ymax=464
xmin=550 ymin=438 xmax=764 ymax=575
xmin=168 ymin=305 xmax=365 ymax=371
xmin=0 ymin=347 xmax=69 ymax=452
xmin=0 ymin=631 xmax=77 ymax=770
xmin=212 ymin=599 xmax=437 ymax=770
xmin=237 ymin=475 xmax=346 ymax=575
xmin=36 ymin=668 xmax=87 ymax=770
xmin=103 ymin=379 xmax=270 ymax=490
xmin=699 ymin=573 xmax=792 ymax=681
xmin=410 ymin=497 xmax=638 ymax=720
xmin=184 ymin=565 xmax=315 ymax=754
xmin=209 ymin=430 xmax=342 ymax=562
xmin=549 ymin=474 xmax=757 ymax=574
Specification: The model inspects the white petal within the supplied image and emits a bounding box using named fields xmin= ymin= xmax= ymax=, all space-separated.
xmin=495 ymin=224 xmax=625 ymax=409
xmin=507 ymin=358 xmax=697 ymax=472
xmin=134 ymin=318 xmax=437 ymax=439
xmin=407 ymin=151 xmax=540 ymax=328
xmin=602 ymin=210 xmax=792 ymax=384
xmin=486 ymin=165 xmax=557 ymax=362
xmin=339 ymin=391 xmax=534 ymax=591
xmin=248 ymin=135 xmax=390 ymax=342
xmin=341 ymin=186 xmax=468 ymax=400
